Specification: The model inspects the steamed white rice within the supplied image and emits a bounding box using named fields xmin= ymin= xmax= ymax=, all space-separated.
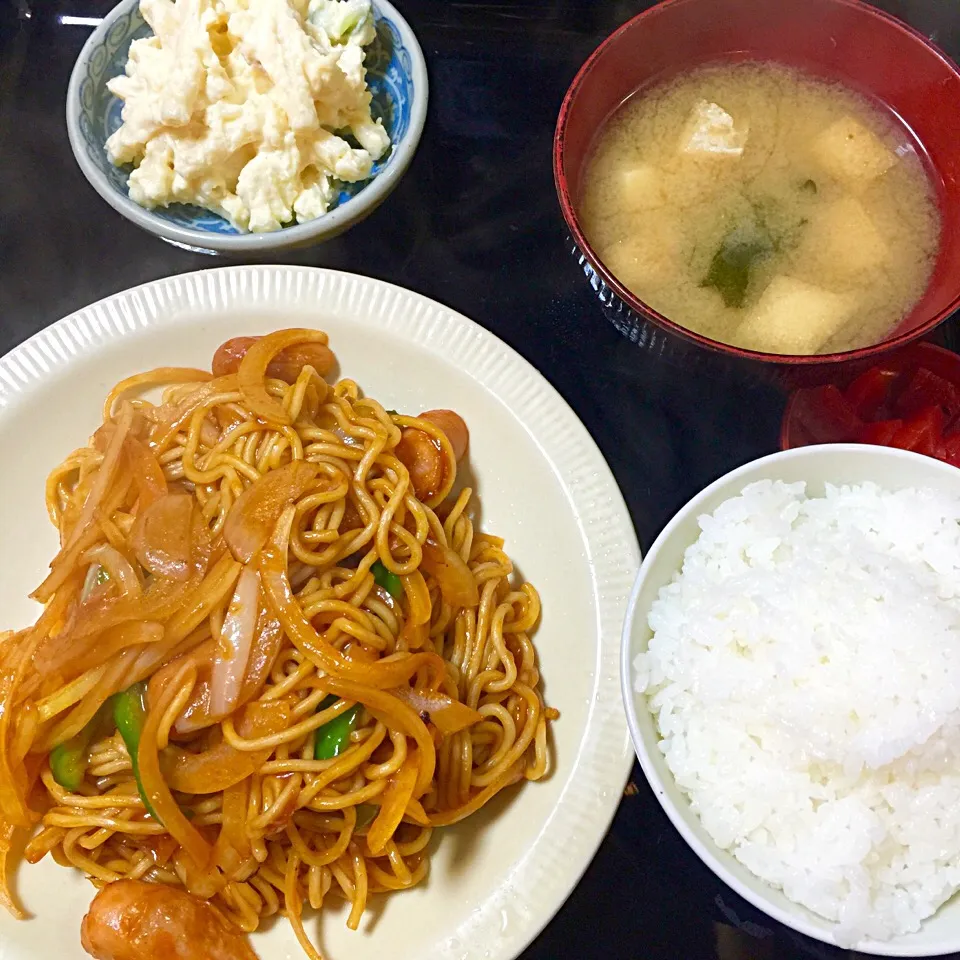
xmin=635 ymin=479 xmax=960 ymax=944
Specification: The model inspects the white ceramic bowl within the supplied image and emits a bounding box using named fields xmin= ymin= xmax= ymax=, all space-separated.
xmin=620 ymin=444 xmax=960 ymax=956
xmin=65 ymin=0 xmax=427 ymax=254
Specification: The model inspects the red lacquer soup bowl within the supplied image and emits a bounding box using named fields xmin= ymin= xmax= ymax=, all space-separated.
xmin=554 ymin=0 xmax=960 ymax=381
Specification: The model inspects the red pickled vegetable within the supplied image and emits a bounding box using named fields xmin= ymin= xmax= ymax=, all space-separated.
xmin=895 ymin=367 xmax=960 ymax=419
xmin=789 ymin=386 xmax=862 ymax=444
xmin=844 ymin=367 xmax=899 ymax=420
xmin=784 ymin=344 xmax=960 ymax=468
xmin=889 ymin=405 xmax=945 ymax=454
xmin=856 ymin=419 xmax=902 ymax=447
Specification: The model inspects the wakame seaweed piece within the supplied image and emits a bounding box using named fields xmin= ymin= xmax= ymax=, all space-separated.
xmin=701 ymin=226 xmax=774 ymax=309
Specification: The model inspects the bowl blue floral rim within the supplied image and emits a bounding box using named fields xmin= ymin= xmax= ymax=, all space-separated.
xmin=66 ymin=0 xmax=428 ymax=252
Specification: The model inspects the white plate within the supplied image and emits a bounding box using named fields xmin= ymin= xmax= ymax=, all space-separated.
xmin=0 ymin=266 xmax=639 ymax=960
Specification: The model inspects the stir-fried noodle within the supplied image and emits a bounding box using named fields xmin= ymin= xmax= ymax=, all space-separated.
xmin=0 ymin=329 xmax=554 ymax=959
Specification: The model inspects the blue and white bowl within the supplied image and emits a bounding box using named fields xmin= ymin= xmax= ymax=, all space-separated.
xmin=66 ymin=0 xmax=427 ymax=254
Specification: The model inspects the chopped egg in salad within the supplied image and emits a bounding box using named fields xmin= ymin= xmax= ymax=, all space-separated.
xmin=105 ymin=0 xmax=390 ymax=233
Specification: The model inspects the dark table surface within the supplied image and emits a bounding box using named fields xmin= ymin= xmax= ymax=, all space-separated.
xmin=2 ymin=0 xmax=960 ymax=958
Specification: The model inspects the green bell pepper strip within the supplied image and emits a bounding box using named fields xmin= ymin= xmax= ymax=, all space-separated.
xmin=49 ymin=697 xmax=115 ymax=792
xmin=315 ymin=695 xmax=361 ymax=760
xmin=49 ymin=697 xmax=116 ymax=792
xmin=371 ymin=560 xmax=402 ymax=600
xmin=49 ymin=738 xmax=87 ymax=792
xmin=113 ymin=682 xmax=161 ymax=822
xmin=353 ymin=803 xmax=378 ymax=833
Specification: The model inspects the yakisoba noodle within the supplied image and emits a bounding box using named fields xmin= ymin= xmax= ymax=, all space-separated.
xmin=0 ymin=329 xmax=555 ymax=960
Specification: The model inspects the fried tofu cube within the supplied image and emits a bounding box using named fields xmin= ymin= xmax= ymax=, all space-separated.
xmin=678 ymin=100 xmax=749 ymax=159
xmin=619 ymin=165 xmax=665 ymax=211
xmin=737 ymin=275 xmax=855 ymax=354
xmin=810 ymin=117 xmax=897 ymax=187
xmin=798 ymin=196 xmax=889 ymax=279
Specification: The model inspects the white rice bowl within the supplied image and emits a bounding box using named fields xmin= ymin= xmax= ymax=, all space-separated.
xmin=624 ymin=447 xmax=960 ymax=953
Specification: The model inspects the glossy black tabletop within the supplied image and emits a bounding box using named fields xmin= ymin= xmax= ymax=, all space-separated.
xmin=2 ymin=1 xmax=960 ymax=958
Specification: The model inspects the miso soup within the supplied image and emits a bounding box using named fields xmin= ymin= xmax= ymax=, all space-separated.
xmin=579 ymin=63 xmax=941 ymax=355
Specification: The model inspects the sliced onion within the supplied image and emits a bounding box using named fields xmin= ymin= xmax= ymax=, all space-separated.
xmin=391 ymin=686 xmax=482 ymax=736
xmin=208 ymin=567 xmax=259 ymax=717
xmin=31 ymin=526 xmax=100 ymax=604
xmin=81 ymin=562 xmax=103 ymax=602
xmin=198 ymin=417 xmax=220 ymax=449
xmin=217 ymin=779 xmax=251 ymax=865
xmin=420 ymin=538 xmax=479 ymax=608
xmin=404 ymin=797 xmax=430 ymax=826
xmin=149 ymin=603 xmax=284 ymax=736
xmin=32 ymin=409 xmax=135 ymax=605
xmin=170 ymin=848 xmax=226 ymax=899
xmin=141 ymin=833 xmax=178 ymax=867
xmin=241 ymin=607 xmax=284 ymax=702
xmin=367 ymin=749 xmax=418 ymax=855
xmin=0 ymin=822 xmax=25 ymax=920
xmin=399 ymin=570 xmax=431 ymax=627
xmin=45 ymin=569 xmax=197 ymax=683
xmin=137 ymin=664 xmax=214 ymax=868
xmin=123 ymin=435 xmax=167 ymax=508
xmin=224 ymin=461 xmax=319 ymax=564
xmin=236 ymin=329 xmax=331 ymax=425
xmin=64 ymin=405 xmax=134 ymax=551
xmin=321 ymin=677 xmax=437 ymax=798
xmin=213 ymin=335 xmax=336 ymax=382
xmin=260 ymin=542 xmax=446 ymax=691
xmin=147 ymin=376 xmax=238 ymax=453
xmin=103 ymin=367 xmax=211 ymax=421
xmin=161 ymin=699 xmax=291 ymax=795
xmin=131 ymin=494 xmax=194 ymax=581
xmin=41 ymin=620 xmax=164 ymax=686
xmin=146 ymin=639 xmax=214 ymax=726
xmin=427 ymin=764 xmax=524 ymax=827
xmin=214 ymin=405 xmax=246 ymax=434
xmin=81 ymin=543 xmax=142 ymax=600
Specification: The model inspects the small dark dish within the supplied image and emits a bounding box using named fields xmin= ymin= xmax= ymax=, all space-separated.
xmin=781 ymin=340 xmax=960 ymax=467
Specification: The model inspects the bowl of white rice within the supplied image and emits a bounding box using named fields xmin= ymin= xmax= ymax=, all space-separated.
xmin=622 ymin=444 xmax=960 ymax=955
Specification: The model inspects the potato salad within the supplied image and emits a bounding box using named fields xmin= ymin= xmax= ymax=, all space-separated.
xmin=105 ymin=0 xmax=390 ymax=233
